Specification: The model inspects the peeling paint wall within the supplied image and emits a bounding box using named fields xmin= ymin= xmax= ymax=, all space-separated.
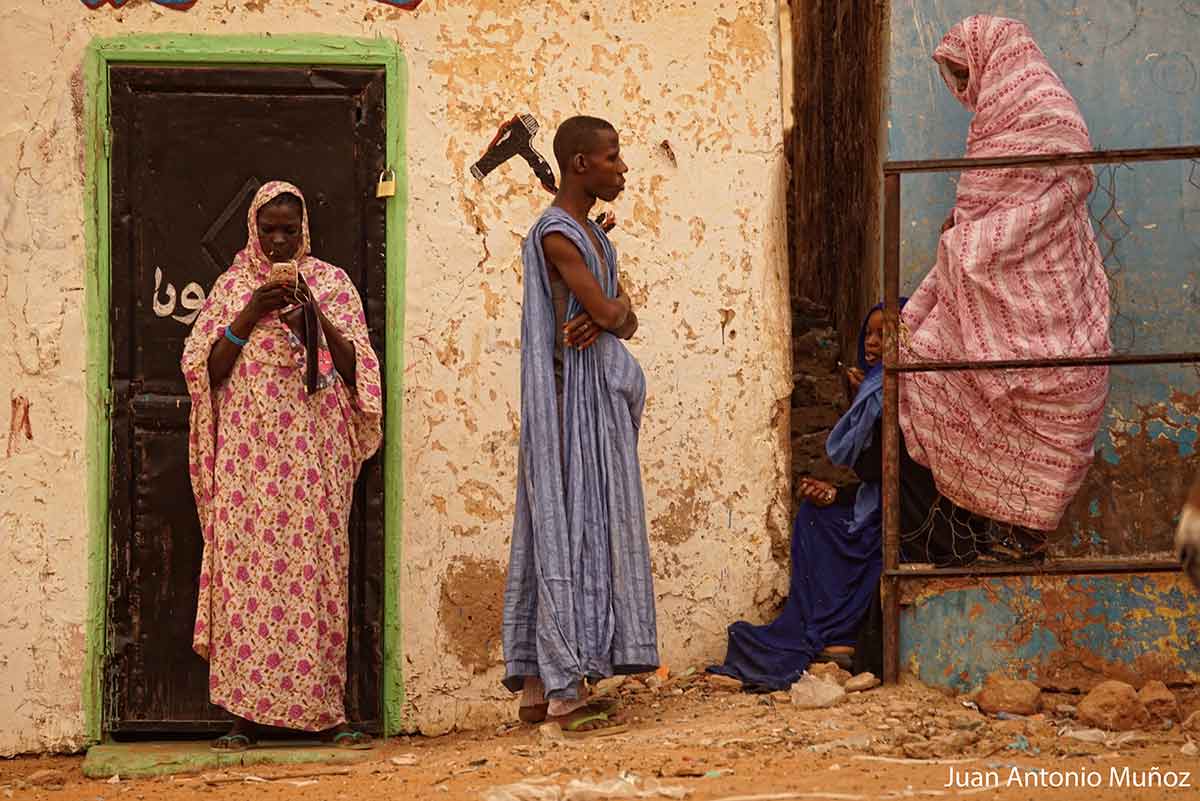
xmin=889 ymin=0 xmax=1200 ymax=556
xmin=0 ymin=0 xmax=791 ymax=753
xmin=900 ymin=573 xmax=1200 ymax=693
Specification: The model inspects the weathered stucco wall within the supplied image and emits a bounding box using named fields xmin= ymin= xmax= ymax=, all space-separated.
xmin=0 ymin=0 xmax=790 ymax=753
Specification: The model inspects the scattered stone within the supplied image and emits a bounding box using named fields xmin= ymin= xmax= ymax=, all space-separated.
xmin=845 ymin=672 xmax=880 ymax=693
xmin=27 ymin=770 xmax=65 ymax=790
xmin=976 ymin=673 xmax=1042 ymax=716
xmin=1183 ymin=741 xmax=1199 ymax=757
xmin=809 ymin=661 xmax=853 ymax=687
xmin=790 ymin=674 xmax=846 ymax=709
xmin=593 ymin=676 xmax=627 ymax=695
xmin=809 ymin=734 xmax=871 ymax=753
xmin=1137 ymin=680 xmax=1180 ymax=723
xmin=769 ymin=691 xmax=791 ymax=703
xmin=883 ymin=717 xmax=902 ymax=726
xmin=948 ymin=712 xmax=985 ymax=731
xmin=1077 ymin=680 xmax=1150 ymax=732
xmin=936 ymin=730 xmax=980 ymax=754
xmin=706 ymin=674 xmax=743 ymax=692
xmin=1055 ymin=703 xmax=1077 ymax=718
xmin=901 ymin=737 xmax=935 ymax=760
xmin=539 ymin=722 xmax=566 ymax=742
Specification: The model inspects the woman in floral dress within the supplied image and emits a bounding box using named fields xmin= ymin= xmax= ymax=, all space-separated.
xmin=182 ymin=181 xmax=383 ymax=750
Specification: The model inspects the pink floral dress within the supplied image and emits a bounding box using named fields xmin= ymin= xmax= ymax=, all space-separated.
xmin=181 ymin=181 xmax=383 ymax=731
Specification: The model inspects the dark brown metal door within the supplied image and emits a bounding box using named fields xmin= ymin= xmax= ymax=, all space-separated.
xmin=107 ymin=66 xmax=387 ymax=735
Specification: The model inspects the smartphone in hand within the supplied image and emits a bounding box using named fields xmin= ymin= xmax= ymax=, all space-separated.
xmin=268 ymin=260 xmax=298 ymax=285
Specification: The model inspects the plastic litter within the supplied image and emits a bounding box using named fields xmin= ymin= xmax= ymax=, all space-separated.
xmin=789 ymin=674 xmax=846 ymax=709
xmin=483 ymin=773 xmax=689 ymax=801
xmin=1060 ymin=728 xmax=1106 ymax=744
xmin=1058 ymin=727 xmax=1148 ymax=749
xmin=995 ymin=711 xmax=1027 ymax=721
xmin=1006 ymin=734 xmax=1032 ymax=753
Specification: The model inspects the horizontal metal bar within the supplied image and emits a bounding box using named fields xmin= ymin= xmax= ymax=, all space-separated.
xmin=886 ymin=557 xmax=1179 ymax=579
xmin=884 ymin=145 xmax=1200 ymax=174
xmin=887 ymin=351 xmax=1200 ymax=373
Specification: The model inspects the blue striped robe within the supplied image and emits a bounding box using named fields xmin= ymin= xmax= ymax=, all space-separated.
xmin=502 ymin=207 xmax=659 ymax=701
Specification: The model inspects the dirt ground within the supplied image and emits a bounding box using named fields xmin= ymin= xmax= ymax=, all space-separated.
xmin=4 ymin=672 xmax=1199 ymax=801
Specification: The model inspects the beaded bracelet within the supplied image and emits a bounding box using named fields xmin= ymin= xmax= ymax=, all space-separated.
xmin=224 ymin=326 xmax=248 ymax=347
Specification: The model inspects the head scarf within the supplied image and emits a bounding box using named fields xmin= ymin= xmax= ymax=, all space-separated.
xmin=932 ymin=15 xmax=1092 ymax=223
xmin=233 ymin=182 xmax=331 ymax=394
xmin=830 ymin=300 xmax=907 ymax=468
xmin=243 ymin=180 xmax=312 ymax=277
xmin=855 ymin=302 xmax=884 ymax=373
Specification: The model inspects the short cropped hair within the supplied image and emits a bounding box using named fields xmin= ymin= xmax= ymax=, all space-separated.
xmin=553 ymin=116 xmax=616 ymax=171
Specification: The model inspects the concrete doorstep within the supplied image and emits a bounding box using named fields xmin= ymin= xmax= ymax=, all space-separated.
xmin=82 ymin=740 xmax=374 ymax=779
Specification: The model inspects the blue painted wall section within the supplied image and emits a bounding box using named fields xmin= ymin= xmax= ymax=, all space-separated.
xmin=900 ymin=573 xmax=1200 ymax=692
xmin=889 ymin=1 xmax=1200 ymax=557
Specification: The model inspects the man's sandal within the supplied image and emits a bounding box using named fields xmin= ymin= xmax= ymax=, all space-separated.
xmin=518 ymin=695 xmax=620 ymax=724
xmin=329 ymin=730 xmax=374 ymax=750
xmin=558 ymin=710 xmax=627 ymax=739
xmin=210 ymin=733 xmax=255 ymax=753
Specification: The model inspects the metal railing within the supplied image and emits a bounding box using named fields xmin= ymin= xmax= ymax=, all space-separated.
xmin=880 ymin=144 xmax=1200 ymax=683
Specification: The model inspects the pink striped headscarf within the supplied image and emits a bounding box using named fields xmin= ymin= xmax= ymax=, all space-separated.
xmin=898 ymin=16 xmax=1111 ymax=531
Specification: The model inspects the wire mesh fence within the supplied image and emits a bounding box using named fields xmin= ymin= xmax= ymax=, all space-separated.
xmin=884 ymin=150 xmax=1200 ymax=569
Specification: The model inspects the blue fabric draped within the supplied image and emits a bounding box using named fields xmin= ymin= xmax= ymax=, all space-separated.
xmin=502 ymin=207 xmax=660 ymax=701
xmin=707 ymin=302 xmax=902 ymax=690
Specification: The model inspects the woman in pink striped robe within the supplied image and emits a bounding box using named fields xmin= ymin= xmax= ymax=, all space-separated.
xmin=899 ymin=16 xmax=1111 ymax=544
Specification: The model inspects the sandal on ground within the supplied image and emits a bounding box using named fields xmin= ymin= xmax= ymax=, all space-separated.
xmin=518 ymin=695 xmax=620 ymax=725
xmin=328 ymin=730 xmax=374 ymax=750
xmin=813 ymin=650 xmax=854 ymax=671
xmin=210 ymin=732 xmax=256 ymax=753
xmin=551 ymin=709 xmax=628 ymax=739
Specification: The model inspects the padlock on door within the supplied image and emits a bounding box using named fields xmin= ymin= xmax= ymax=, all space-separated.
xmin=376 ymin=168 xmax=397 ymax=199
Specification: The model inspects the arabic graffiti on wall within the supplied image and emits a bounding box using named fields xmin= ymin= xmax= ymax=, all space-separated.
xmin=153 ymin=268 xmax=206 ymax=326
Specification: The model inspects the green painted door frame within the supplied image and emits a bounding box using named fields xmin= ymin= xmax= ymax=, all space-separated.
xmin=82 ymin=34 xmax=407 ymax=743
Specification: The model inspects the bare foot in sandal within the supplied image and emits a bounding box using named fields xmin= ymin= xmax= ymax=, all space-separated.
xmin=321 ymin=723 xmax=374 ymax=750
xmin=546 ymin=707 xmax=627 ymax=738
xmin=520 ymin=694 xmax=620 ymax=724
xmin=210 ymin=717 xmax=258 ymax=753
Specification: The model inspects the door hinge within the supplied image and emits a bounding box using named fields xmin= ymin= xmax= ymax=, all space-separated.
xmin=103 ymin=126 xmax=112 ymax=158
